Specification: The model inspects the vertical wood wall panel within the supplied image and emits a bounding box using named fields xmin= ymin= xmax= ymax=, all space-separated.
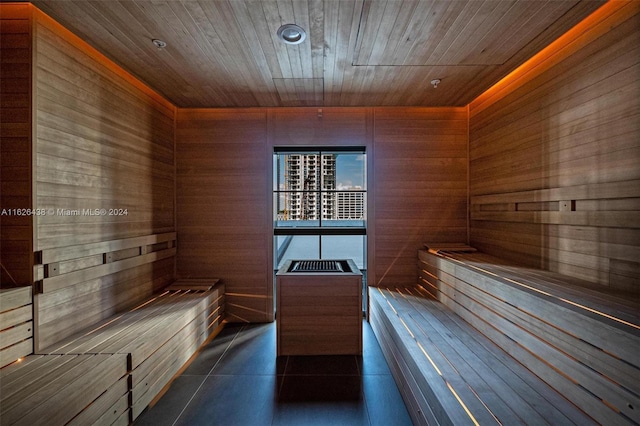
xmin=468 ymin=2 xmax=640 ymax=292
xmin=32 ymin=10 xmax=176 ymax=349
xmin=373 ymin=108 xmax=468 ymax=287
xmin=1 ymin=3 xmax=32 ymax=287
xmin=176 ymin=108 xmax=270 ymax=322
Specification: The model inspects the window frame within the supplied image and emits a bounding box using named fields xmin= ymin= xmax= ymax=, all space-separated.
xmin=273 ymin=146 xmax=367 ymax=237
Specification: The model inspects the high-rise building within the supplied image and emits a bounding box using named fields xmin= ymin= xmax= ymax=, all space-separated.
xmin=336 ymin=189 xmax=365 ymax=220
xmin=283 ymin=154 xmax=336 ymax=220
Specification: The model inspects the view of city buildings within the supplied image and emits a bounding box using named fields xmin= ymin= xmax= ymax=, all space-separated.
xmin=277 ymin=154 xmax=365 ymax=221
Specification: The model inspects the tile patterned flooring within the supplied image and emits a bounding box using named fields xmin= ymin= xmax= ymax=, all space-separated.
xmin=135 ymin=320 xmax=412 ymax=426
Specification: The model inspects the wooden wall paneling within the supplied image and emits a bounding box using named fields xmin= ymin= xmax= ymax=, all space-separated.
xmin=176 ymin=106 xmax=468 ymax=314
xmin=373 ymin=107 xmax=468 ymax=288
xmin=29 ymin=9 xmax=176 ymax=350
xmin=176 ymin=108 xmax=270 ymax=322
xmin=468 ymin=2 xmax=640 ymax=291
xmin=270 ymin=107 xmax=370 ymax=146
xmin=1 ymin=3 xmax=33 ymax=288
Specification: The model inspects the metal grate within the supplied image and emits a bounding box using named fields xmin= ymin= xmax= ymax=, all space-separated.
xmin=290 ymin=260 xmax=344 ymax=272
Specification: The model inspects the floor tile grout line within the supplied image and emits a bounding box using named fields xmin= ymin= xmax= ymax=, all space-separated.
xmin=271 ymin=355 xmax=289 ymax=426
xmin=171 ymin=324 xmax=248 ymax=426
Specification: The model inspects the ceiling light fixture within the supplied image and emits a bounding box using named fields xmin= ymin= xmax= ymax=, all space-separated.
xmin=431 ymin=79 xmax=441 ymax=89
xmin=277 ymin=24 xmax=306 ymax=45
xmin=152 ymin=39 xmax=167 ymax=49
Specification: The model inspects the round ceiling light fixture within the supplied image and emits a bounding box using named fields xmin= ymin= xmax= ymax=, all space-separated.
xmin=277 ymin=24 xmax=306 ymax=45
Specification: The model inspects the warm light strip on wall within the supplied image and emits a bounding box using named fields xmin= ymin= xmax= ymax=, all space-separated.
xmin=470 ymin=1 xmax=632 ymax=114
xmin=440 ymin=254 xmax=640 ymax=331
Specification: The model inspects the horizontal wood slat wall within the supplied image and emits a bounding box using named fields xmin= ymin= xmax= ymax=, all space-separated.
xmin=176 ymin=106 xmax=469 ymax=314
xmin=373 ymin=108 xmax=468 ymax=287
xmin=176 ymin=108 xmax=270 ymax=322
xmin=468 ymin=2 xmax=640 ymax=292
xmin=1 ymin=3 xmax=32 ymax=288
xmin=31 ymin=9 xmax=177 ymax=350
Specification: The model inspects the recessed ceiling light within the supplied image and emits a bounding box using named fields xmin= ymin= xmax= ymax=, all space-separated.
xmin=152 ymin=39 xmax=167 ymax=49
xmin=277 ymin=24 xmax=306 ymax=45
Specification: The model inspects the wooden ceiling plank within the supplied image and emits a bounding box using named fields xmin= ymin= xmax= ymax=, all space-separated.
xmin=475 ymin=1 xmax=572 ymax=66
xmin=141 ymin=0 xmax=231 ymax=106
xmin=352 ymin=0 xmax=388 ymax=66
xmin=449 ymin=0 xmax=518 ymax=65
xmin=292 ymin=0 xmax=314 ymax=79
xmin=308 ymin=0 xmax=324 ymax=79
xmin=178 ymin=1 xmax=241 ymax=106
xmin=388 ymin=0 xmax=439 ymax=66
xmin=162 ymin=1 xmax=246 ymax=106
xmin=365 ymin=0 xmax=404 ymax=66
xmin=384 ymin=0 xmax=429 ymax=66
xmin=276 ymin=1 xmax=304 ymax=79
xmin=324 ymin=0 xmax=353 ymax=104
xmin=426 ymin=0 xmax=487 ymax=66
xmin=322 ymin=0 xmax=339 ymax=105
xmin=227 ymin=0 xmax=281 ymax=105
xmin=260 ymin=1 xmax=294 ymax=80
xmin=439 ymin=0 xmax=507 ymax=65
xmin=337 ymin=0 xmax=365 ymax=105
xmin=30 ymin=0 xmax=607 ymax=108
xmin=243 ymin=0 xmax=284 ymax=80
xmin=196 ymin=0 xmax=265 ymax=106
xmin=404 ymin=0 xmax=463 ymax=66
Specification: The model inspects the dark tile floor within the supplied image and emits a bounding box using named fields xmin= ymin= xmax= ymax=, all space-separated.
xmin=135 ymin=320 xmax=412 ymax=426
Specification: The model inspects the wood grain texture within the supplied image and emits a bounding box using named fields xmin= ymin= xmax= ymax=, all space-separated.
xmin=0 ymin=353 xmax=128 ymax=426
xmin=29 ymin=0 xmax=604 ymax=108
xmin=418 ymin=250 xmax=640 ymax=425
xmin=176 ymin=108 xmax=270 ymax=322
xmin=176 ymin=106 xmax=468 ymax=313
xmin=370 ymin=287 xmax=597 ymax=426
xmin=276 ymin=265 xmax=362 ymax=355
xmin=372 ymin=107 xmax=468 ymax=288
xmin=0 ymin=286 xmax=33 ymax=367
xmin=468 ymin=1 xmax=640 ymax=291
xmin=1 ymin=3 xmax=33 ymax=288
xmin=30 ymin=9 xmax=176 ymax=350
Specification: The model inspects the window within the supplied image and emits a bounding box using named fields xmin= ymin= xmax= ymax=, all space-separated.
xmin=273 ymin=146 xmax=367 ymax=278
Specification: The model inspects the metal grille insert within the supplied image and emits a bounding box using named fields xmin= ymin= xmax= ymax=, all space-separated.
xmin=290 ymin=260 xmax=344 ymax=273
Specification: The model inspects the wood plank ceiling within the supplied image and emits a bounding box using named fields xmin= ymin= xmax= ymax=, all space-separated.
xmin=31 ymin=0 xmax=605 ymax=108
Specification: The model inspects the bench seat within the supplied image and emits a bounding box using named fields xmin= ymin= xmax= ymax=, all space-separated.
xmin=0 ymin=287 xmax=33 ymax=369
xmin=0 ymin=353 xmax=129 ymax=426
xmin=370 ymin=286 xmax=595 ymax=425
xmin=417 ymin=249 xmax=640 ymax=425
xmin=0 ymin=280 xmax=224 ymax=425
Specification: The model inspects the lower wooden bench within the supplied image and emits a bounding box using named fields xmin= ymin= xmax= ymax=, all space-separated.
xmin=0 ymin=280 xmax=224 ymax=425
xmin=0 ymin=353 xmax=129 ymax=426
xmin=370 ymin=286 xmax=596 ymax=426
xmin=0 ymin=287 xmax=33 ymax=369
xmin=418 ymin=249 xmax=640 ymax=425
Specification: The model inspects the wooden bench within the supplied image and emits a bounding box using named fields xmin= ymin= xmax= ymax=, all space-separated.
xmin=0 ymin=287 xmax=33 ymax=368
xmin=370 ymin=286 xmax=595 ymax=425
xmin=413 ymin=249 xmax=640 ymax=425
xmin=0 ymin=280 xmax=224 ymax=425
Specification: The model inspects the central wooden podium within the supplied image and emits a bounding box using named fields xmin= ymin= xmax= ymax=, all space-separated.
xmin=276 ymin=259 xmax=362 ymax=356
